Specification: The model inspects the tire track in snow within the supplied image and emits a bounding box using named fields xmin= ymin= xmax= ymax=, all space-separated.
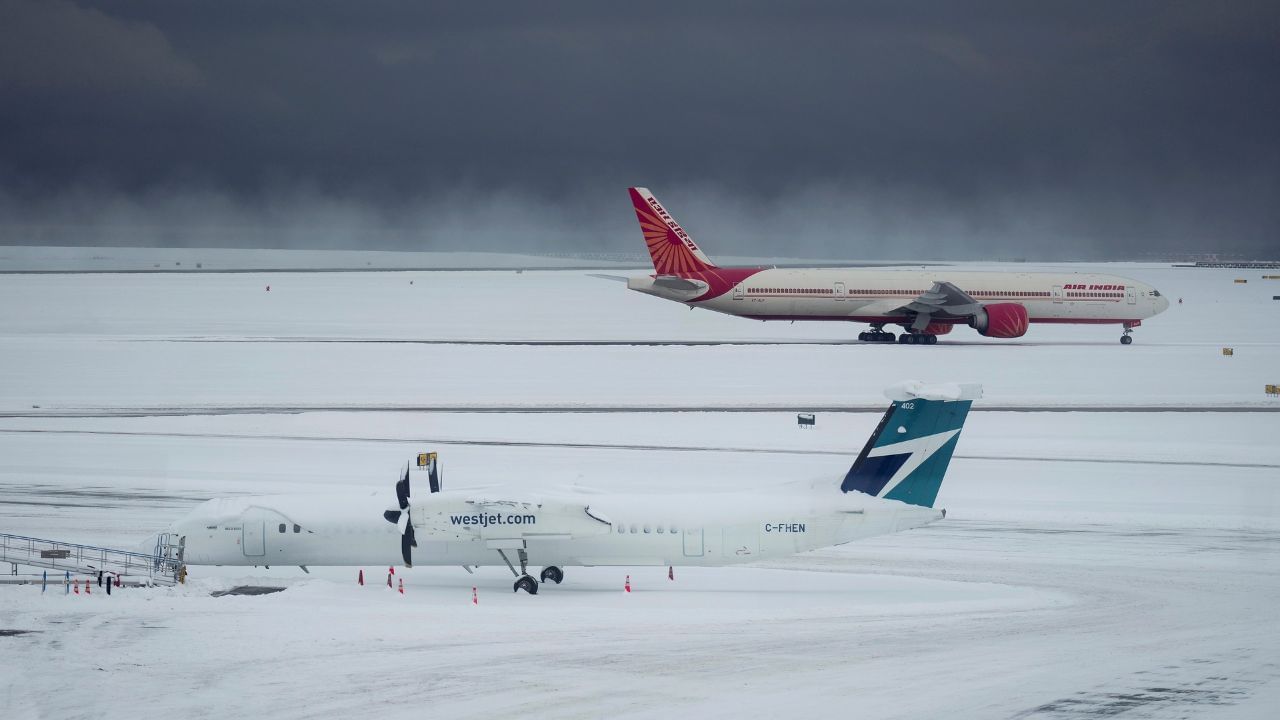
xmin=0 ymin=427 xmax=1274 ymax=470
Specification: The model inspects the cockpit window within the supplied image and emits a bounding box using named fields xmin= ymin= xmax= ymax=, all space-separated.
xmin=1151 ymin=289 xmax=1161 ymax=297
xmin=293 ymin=524 xmax=301 ymax=533
xmin=278 ymin=523 xmax=286 ymax=533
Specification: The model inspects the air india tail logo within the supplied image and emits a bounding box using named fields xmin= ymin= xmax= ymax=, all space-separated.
xmin=632 ymin=194 xmax=716 ymax=275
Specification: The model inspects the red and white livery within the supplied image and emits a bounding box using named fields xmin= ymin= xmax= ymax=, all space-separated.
xmin=625 ymin=187 xmax=1169 ymax=344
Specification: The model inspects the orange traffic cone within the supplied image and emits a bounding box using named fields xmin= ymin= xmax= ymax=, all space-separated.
xmin=472 ymin=586 xmax=478 ymax=605
xmin=115 ymin=575 xmax=121 ymax=588
xmin=624 ymin=575 xmax=632 ymax=593
xmin=668 ymin=566 xmax=674 ymax=581
xmin=358 ymin=569 xmax=364 ymax=586
xmin=398 ymin=578 xmax=404 ymax=595
xmin=84 ymin=579 xmax=90 ymax=595
xmin=387 ymin=572 xmax=393 ymax=588
xmin=73 ymin=579 xmax=80 ymax=595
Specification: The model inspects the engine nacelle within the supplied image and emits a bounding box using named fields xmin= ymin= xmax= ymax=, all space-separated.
xmin=970 ymin=303 xmax=1029 ymax=338
xmin=922 ymin=322 xmax=954 ymax=336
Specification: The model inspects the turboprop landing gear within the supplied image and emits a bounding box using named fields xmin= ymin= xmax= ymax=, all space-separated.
xmin=498 ymin=546 xmax=540 ymax=594
xmin=540 ymin=566 xmax=564 ymax=585
xmin=858 ymin=325 xmax=897 ymax=343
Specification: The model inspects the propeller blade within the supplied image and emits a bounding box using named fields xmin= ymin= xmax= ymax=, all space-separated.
xmin=428 ymin=458 xmax=441 ymax=494
xmin=382 ymin=510 xmax=401 ymax=525
xmin=405 ymin=521 xmax=418 ymax=548
xmin=400 ymin=530 xmax=413 ymax=567
xmin=397 ymin=511 xmax=409 ymax=535
xmin=396 ymin=464 xmax=411 ymax=510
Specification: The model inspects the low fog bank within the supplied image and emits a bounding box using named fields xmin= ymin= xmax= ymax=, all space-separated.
xmin=0 ymin=182 xmax=1273 ymax=263
xmin=0 ymin=246 xmax=645 ymax=272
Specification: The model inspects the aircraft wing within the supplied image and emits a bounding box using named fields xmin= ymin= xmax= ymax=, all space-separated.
xmin=902 ymin=281 xmax=985 ymax=317
xmin=857 ymin=281 xmax=985 ymax=319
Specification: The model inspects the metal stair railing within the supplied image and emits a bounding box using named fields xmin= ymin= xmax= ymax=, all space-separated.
xmin=0 ymin=532 xmax=183 ymax=585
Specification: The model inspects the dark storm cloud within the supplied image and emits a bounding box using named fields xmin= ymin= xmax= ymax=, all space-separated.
xmin=0 ymin=1 xmax=1276 ymax=258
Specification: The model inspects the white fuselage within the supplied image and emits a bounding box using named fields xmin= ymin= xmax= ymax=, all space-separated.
xmin=628 ymin=268 xmax=1168 ymax=326
xmin=159 ymin=485 xmax=942 ymax=570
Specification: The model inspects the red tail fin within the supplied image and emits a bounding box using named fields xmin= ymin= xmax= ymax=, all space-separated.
xmin=629 ymin=187 xmax=717 ymax=275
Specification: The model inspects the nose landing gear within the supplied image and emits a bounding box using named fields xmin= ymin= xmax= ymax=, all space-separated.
xmin=1121 ymin=322 xmax=1138 ymax=345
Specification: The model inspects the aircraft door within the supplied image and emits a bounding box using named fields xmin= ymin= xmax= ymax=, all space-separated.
xmin=682 ymin=528 xmax=704 ymax=557
xmin=834 ymin=282 xmax=846 ymax=301
xmin=242 ymin=521 xmax=265 ymax=557
xmin=733 ymin=282 xmax=744 ymax=300
xmin=1126 ymin=287 xmax=1136 ymax=304
xmin=1051 ymin=285 xmax=1063 ymax=303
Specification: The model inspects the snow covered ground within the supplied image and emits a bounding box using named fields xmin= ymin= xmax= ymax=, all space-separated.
xmin=1 ymin=257 xmax=1278 ymax=718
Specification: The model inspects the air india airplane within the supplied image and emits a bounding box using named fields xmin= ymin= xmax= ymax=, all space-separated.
xmin=624 ymin=188 xmax=1169 ymax=344
xmin=146 ymin=381 xmax=979 ymax=595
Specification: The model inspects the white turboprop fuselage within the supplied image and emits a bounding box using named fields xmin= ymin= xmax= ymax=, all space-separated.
xmin=628 ymin=268 xmax=1169 ymax=326
xmin=157 ymin=484 xmax=941 ymax=570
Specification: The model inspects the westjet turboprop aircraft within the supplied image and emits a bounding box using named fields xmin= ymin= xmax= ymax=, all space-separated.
xmin=625 ymin=187 xmax=1169 ymax=344
xmin=151 ymin=381 xmax=979 ymax=594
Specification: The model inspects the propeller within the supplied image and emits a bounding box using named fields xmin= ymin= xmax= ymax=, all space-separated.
xmin=428 ymin=454 xmax=442 ymax=494
xmin=381 ymin=463 xmax=418 ymax=567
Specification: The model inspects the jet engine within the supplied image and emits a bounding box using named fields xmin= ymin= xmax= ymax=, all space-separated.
xmin=970 ymin=303 xmax=1029 ymax=338
xmin=922 ymin=322 xmax=954 ymax=335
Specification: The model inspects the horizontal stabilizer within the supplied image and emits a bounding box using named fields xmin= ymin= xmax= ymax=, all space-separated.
xmin=653 ymin=275 xmax=705 ymax=291
xmin=884 ymin=380 xmax=983 ymax=403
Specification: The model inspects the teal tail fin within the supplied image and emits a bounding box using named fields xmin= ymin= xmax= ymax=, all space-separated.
xmin=841 ymin=382 xmax=982 ymax=508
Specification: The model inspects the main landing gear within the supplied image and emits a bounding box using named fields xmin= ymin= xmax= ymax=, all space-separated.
xmin=497 ymin=547 xmax=565 ymax=594
xmin=858 ymin=325 xmax=896 ymax=343
xmin=498 ymin=547 xmax=539 ymax=595
xmin=858 ymin=325 xmax=938 ymax=345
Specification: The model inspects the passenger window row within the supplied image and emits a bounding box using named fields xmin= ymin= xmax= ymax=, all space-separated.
xmin=616 ymin=524 xmax=679 ymax=535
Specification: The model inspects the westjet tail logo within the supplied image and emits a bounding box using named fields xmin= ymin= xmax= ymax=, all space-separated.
xmin=868 ymin=430 xmax=961 ymax=497
xmin=844 ymin=429 xmax=961 ymax=498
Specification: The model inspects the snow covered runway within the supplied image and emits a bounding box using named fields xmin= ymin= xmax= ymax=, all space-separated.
xmin=1 ymin=257 xmax=1278 ymax=718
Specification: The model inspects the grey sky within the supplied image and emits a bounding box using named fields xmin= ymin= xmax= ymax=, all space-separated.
xmin=1 ymin=1 xmax=1276 ymax=259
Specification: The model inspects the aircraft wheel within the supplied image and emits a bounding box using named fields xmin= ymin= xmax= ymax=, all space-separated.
xmin=858 ymin=332 xmax=869 ymax=341
xmin=899 ymin=334 xmax=914 ymax=344
xmin=513 ymin=575 xmax=539 ymax=595
xmin=539 ymin=566 xmax=564 ymax=585
xmin=882 ymin=332 xmax=896 ymax=342
xmin=1120 ymin=335 xmax=1133 ymax=345
xmin=925 ymin=334 xmax=938 ymax=345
